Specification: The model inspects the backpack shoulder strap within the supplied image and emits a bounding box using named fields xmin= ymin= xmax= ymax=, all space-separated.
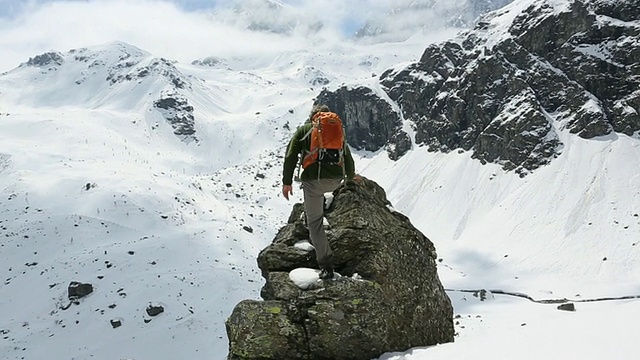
xmin=300 ymin=127 xmax=313 ymax=142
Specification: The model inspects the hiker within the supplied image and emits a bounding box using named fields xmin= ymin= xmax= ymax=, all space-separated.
xmin=281 ymin=104 xmax=358 ymax=279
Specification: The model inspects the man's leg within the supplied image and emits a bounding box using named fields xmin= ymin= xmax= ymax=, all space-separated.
xmin=302 ymin=178 xmax=342 ymax=268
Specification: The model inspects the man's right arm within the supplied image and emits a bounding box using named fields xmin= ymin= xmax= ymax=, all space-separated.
xmin=343 ymin=144 xmax=356 ymax=179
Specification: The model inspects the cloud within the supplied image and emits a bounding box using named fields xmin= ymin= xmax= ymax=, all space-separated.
xmin=0 ymin=0 xmax=497 ymax=72
xmin=0 ymin=0 xmax=335 ymax=72
xmin=0 ymin=1 xmax=286 ymax=71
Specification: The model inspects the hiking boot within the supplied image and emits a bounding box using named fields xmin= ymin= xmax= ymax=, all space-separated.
xmin=318 ymin=267 xmax=334 ymax=280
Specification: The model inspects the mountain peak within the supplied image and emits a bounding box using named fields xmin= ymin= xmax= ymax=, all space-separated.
xmin=24 ymin=51 xmax=65 ymax=67
xmin=4 ymin=42 xmax=195 ymax=109
xmin=2 ymin=41 xmax=210 ymax=142
xmin=317 ymin=0 xmax=639 ymax=176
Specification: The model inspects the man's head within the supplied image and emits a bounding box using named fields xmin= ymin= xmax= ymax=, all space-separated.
xmin=309 ymin=104 xmax=330 ymax=121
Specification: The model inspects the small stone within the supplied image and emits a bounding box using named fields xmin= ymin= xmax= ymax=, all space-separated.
xmin=110 ymin=319 xmax=122 ymax=328
xmin=68 ymin=282 xmax=93 ymax=300
xmin=146 ymin=304 xmax=164 ymax=317
xmin=557 ymin=303 xmax=576 ymax=312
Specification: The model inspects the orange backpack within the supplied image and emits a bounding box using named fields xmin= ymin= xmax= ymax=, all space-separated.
xmin=302 ymin=111 xmax=345 ymax=169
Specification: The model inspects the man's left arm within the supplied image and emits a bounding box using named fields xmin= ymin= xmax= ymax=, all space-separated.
xmin=282 ymin=128 xmax=303 ymax=186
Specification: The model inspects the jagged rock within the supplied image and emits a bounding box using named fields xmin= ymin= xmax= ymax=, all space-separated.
xmin=191 ymin=56 xmax=223 ymax=67
xmin=472 ymin=289 xmax=495 ymax=302
xmin=107 ymin=55 xmax=189 ymax=89
xmin=314 ymin=86 xmax=401 ymax=152
xmin=386 ymin=129 xmax=412 ymax=160
xmin=301 ymin=66 xmax=330 ymax=86
xmin=146 ymin=304 xmax=164 ymax=317
xmin=226 ymin=177 xmax=454 ymax=360
xmin=349 ymin=0 xmax=640 ymax=175
xmin=68 ymin=281 xmax=93 ymax=300
xmin=110 ymin=319 xmax=122 ymax=328
xmin=557 ymin=303 xmax=576 ymax=312
xmin=25 ymin=52 xmax=65 ymax=67
xmin=153 ymin=92 xmax=197 ymax=140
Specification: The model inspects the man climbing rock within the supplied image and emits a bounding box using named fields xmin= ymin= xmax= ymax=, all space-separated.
xmin=281 ymin=104 xmax=358 ymax=279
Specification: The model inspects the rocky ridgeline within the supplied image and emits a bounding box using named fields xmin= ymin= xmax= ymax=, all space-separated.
xmin=320 ymin=0 xmax=640 ymax=176
xmin=226 ymin=177 xmax=453 ymax=360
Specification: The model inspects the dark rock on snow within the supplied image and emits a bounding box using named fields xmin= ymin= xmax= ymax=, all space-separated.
xmin=110 ymin=319 xmax=122 ymax=328
xmin=320 ymin=0 xmax=640 ymax=176
xmin=314 ymin=86 xmax=405 ymax=155
xmin=68 ymin=281 xmax=93 ymax=300
xmin=146 ymin=304 xmax=164 ymax=317
xmin=25 ymin=52 xmax=65 ymax=67
xmin=226 ymin=177 xmax=453 ymax=360
xmin=557 ymin=303 xmax=576 ymax=312
xmin=153 ymin=92 xmax=197 ymax=140
xmin=191 ymin=56 xmax=223 ymax=67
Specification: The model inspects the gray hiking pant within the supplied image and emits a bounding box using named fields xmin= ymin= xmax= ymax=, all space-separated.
xmin=302 ymin=178 xmax=342 ymax=268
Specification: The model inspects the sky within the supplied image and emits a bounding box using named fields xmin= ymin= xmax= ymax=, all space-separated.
xmin=0 ymin=0 xmax=477 ymax=73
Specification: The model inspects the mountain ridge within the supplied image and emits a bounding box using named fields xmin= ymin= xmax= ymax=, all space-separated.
xmin=318 ymin=0 xmax=639 ymax=176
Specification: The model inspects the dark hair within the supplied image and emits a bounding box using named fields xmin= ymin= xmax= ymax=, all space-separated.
xmin=309 ymin=104 xmax=330 ymax=121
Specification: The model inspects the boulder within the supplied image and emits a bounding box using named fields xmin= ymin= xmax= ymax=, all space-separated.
xmin=68 ymin=281 xmax=93 ymax=300
xmin=226 ymin=177 xmax=454 ymax=360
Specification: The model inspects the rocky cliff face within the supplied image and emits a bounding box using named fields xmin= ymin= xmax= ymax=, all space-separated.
xmin=314 ymin=87 xmax=411 ymax=160
xmin=226 ymin=177 xmax=454 ymax=360
xmin=324 ymin=0 xmax=640 ymax=176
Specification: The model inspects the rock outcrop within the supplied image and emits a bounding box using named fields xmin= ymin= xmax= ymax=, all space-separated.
xmin=153 ymin=91 xmax=197 ymax=140
xmin=226 ymin=177 xmax=454 ymax=360
xmin=26 ymin=52 xmax=65 ymax=67
xmin=314 ymin=87 xmax=410 ymax=159
xmin=321 ymin=0 xmax=640 ymax=176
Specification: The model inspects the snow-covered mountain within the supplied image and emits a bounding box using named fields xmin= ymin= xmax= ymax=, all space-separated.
xmin=1 ymin=0 xmax=639 ymax=360
xmin=320 ymin=0 xmax=640 ymax=176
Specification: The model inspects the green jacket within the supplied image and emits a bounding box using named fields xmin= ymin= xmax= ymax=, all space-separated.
xmin=282 ymin=123 xmax=355 ymax=185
